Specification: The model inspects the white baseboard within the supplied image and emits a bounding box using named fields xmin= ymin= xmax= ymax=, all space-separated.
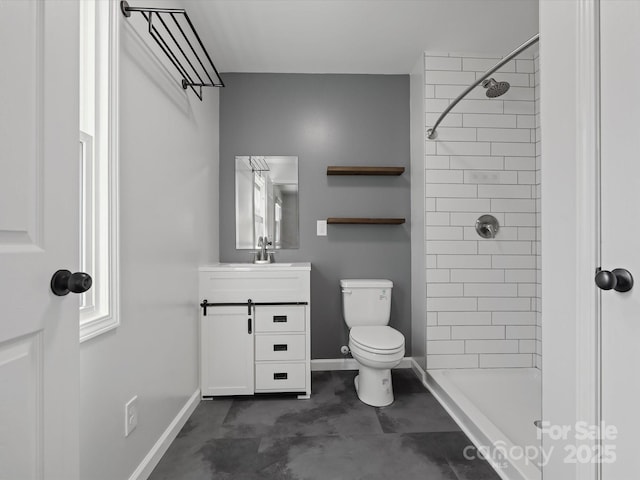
xmin=128 ymin=389 xmax=201 ymax=480
xmin=311 ymin=357 xmax=413 ymax=371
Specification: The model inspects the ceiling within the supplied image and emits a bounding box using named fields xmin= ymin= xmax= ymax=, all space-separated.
xmin=185 ymin=0 xmax=539 ymax=75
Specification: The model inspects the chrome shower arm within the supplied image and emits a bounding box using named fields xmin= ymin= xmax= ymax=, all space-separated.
xmin=427 ymin=33 xmax=540 ymax=140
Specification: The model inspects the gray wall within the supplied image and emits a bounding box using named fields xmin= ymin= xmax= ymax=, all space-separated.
xmin=219 ymin=73 xmax=411 ymax=358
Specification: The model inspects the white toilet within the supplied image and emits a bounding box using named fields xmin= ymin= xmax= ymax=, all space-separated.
xmin=340 ymin=279 xmax=405 ymax=407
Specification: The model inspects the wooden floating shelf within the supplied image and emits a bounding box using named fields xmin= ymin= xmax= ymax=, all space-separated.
xmin=327 ymin=218 xmax=406 ymax=225
xmin=326 ymin=166 xmax=405 ymax=176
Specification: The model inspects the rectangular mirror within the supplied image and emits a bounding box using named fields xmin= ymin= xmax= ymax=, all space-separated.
xmin=235 ymin=156 xmax=299 ymax=249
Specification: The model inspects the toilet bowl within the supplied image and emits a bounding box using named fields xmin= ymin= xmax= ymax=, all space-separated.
xmin=340 ymin=279 xmax=406 ymax=407
xmin=349 ymin=326 xmax=404 ymax=406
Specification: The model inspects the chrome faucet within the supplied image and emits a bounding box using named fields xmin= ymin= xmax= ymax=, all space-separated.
xmin=259 ymin=236 xmax=268 ymax=260
xmin=255 ymin=236 xmax=273 ymax=263
xmin=475 ymin=215 xmax=500 ymax=239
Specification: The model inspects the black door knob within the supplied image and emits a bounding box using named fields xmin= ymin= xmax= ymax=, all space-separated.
xmin=595 ymin=268 xmax=634 ymax=293
xmin=51 ymin=269 xmax=93 ymax=296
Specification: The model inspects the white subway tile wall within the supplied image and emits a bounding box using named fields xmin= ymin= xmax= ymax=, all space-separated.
xmin=424 ymin=50 xmax=541 ymax=369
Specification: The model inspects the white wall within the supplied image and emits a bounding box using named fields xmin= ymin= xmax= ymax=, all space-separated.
xmin=540 ymin=0 xmax=578 ymax=477
xmin=424 ymin=50 xmax=540 ymax=369
xmin=79 ymin=3 xmax=219 ymax=479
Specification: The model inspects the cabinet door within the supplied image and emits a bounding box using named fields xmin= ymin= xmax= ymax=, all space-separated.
xmin=201 ymin=306 xmax=254 ymax=396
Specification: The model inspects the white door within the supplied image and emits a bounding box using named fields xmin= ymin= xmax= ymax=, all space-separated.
xmin=600 ymin=0 xmax=640 ymax=476
xmin=0 ymin=1 xmax=80 ymax=479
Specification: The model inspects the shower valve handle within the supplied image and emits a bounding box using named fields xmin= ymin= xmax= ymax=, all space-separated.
xmin=595 ymin=268 xmax=634 ymax=292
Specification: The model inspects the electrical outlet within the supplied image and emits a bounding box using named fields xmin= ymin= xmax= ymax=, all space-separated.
xmin=317 ymin=220 xmax=327 ymax=236
xmin=125 ymin=396 xmax=138 ymax=437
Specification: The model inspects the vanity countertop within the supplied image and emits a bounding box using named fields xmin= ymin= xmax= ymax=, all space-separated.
xmin=200 ymin=262 xmax=311 ymax=272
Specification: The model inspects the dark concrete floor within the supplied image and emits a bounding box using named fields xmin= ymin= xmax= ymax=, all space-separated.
xmin=149 ymin=370 xmax=500 ymax=480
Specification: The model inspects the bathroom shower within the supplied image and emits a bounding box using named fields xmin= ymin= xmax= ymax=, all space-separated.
xmin=421 ymin=31 xmax=543 ymax=479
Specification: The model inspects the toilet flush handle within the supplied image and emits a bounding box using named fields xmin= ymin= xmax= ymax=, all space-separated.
xmin=342 ymin=289 xmax=352 ymax=295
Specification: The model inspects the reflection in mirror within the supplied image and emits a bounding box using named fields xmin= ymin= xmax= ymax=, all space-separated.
xmin=235 ymin=156 xmax=299 ymax=250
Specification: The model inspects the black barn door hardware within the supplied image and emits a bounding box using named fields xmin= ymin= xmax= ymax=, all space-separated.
xmin=120 ymin=1 xmax=224 ymax=100
xmin=199 ymin=300 xmax=308 ymax=316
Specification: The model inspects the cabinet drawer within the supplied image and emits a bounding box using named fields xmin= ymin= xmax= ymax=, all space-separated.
xmin=255 ymin=306 xmax=305 ymax=333
xmin=255 ymin=334 xmax=305 ymax=361
xmin=255 ymin=363 xmax=306 ymax=391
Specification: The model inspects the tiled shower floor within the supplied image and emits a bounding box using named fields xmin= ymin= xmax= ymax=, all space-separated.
xmin=148 ymin=370 xmax=499 ymax=480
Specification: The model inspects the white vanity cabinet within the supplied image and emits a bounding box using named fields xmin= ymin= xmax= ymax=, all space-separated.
xmin=199 ymin=263 xmax=311 ymax=399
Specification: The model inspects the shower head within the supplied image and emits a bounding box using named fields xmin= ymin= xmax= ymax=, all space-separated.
xmin=482 ymin=78 xmax=510 ymax=98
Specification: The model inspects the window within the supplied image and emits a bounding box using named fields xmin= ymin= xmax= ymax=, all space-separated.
xmin=79 ymin=0 xmax=119 ymax=342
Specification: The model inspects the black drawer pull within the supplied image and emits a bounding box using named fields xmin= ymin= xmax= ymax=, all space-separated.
xmin=273 ymin=344 xmax=288 ymax=352
xmin=273 ymin=315 xmax=287 ymax=323
xmin=273 ymin=372 xmax=288 ymax=380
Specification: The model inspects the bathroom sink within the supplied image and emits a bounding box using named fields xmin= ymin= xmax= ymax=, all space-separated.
xmin=202 ymin=262 xmax=311 ymax=273
xmin=222 ymin=263 xmax=293 ymax=268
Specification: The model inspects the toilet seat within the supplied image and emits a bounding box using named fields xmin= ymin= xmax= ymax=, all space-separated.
xmin=349 ymin=326 xmax=404 ymax=355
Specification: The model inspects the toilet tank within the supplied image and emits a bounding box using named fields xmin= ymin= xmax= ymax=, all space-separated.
xmin=340 ymin=279 xmax=393 ymax=328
